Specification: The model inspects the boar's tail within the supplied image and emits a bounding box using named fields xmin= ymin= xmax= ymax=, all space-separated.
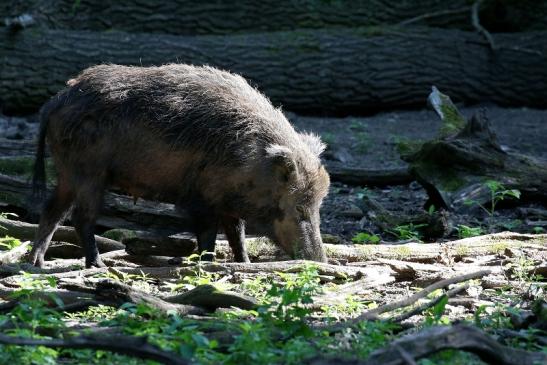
xmin=31 ymin=103 xmax=52 ymax=203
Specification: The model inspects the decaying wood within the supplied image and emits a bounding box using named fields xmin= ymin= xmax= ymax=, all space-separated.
xmin=194 ymin=260 xmax=367 ymax=280
xmin=0 ymin=217 xmax=124 ymax=252
xmin=0 ymin=240 xmax=31 ymax=264
xmin=0 ymin=173 xmax=186 ymax=234
xmin=95 ymin=279 xmax=204 ymax=316
xmin=0 ymin=333 xmax=189 ymax=365
xmin=2 ymin=27 xmax=547 ymax=114
xmin=0 ymin=284 xmax=94 ymax=308
xmin=325 ymin=165 xmax=413 ymax=187
xmin=404 ymin=88 xmax=547 ymax=211
xmin=123 ymin=236 xmax=196 ymax=257
xmin=166 ymin=284 xmax=258 ymax=311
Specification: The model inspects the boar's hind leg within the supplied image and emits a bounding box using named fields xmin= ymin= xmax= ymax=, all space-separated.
xmin=28 ymin=185 xmax=74 ymax=267
xmin=221 ymin=216 xmax=250 ymax=263
xmin=72 ymin=183 xmax=106 ymax=268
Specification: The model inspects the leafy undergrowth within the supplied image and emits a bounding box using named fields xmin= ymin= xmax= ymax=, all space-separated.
xmin=0 ymin=262 xmax=545 ymax=365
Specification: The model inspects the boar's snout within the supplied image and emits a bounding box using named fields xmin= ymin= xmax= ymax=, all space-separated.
xmin=273 ymin=209 xmax=327 ymax=263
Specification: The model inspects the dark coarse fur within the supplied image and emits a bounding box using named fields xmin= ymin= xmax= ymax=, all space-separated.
xmin=30 ymin=64 xmax=330 ymax=268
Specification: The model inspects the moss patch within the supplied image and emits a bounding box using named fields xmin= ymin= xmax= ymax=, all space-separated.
xmin=0 ymin=157 xmax=56 ymax=184
xmin=101 ymin=229 xmax=136 ymax=242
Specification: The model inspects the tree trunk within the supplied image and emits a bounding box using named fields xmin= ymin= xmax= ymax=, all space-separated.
xmin=2 ymin=0 xmax=545 ymax=35
xmin=404 ymin=88 xmax=547 ymax=211
xmin=1 ymin=27 xmax=547 ymax=114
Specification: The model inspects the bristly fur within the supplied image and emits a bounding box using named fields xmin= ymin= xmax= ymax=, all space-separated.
xmin=41 ymin=64 xmax=328 ymax=207
xmin=57 ymin=64 xmax=317 ymax=165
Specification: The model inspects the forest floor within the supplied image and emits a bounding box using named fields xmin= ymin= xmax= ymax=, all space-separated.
xmin=0 ymin=105 xmax=546 ymax=364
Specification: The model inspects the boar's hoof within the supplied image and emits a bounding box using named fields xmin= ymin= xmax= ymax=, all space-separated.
xmin=86 ymin=258 xmax=106 ymax=268
xmin=27 ymin=251 xmax=45 ymax=268
xmin=199 ymin=252 xmax=216 ymax=262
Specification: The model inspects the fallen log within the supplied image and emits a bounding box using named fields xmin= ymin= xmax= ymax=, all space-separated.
xmin=325 ymin=165 xmax=413 ymax=186
xmin=166 ymin=284 xmax=258 ymax=311
xmin=404 ymin=88 xmax=547 ymax=211
xmin=0 ymin=217 xmax=124 ymax=252
xmin=2 ymin=1 xmax=545 ymax=35
xmin=0 ymin=173 xmax=186 ymax=233
xmin=95 ymin=279 xmax=204 ymax=316
xmin=123 ymin=236 xmax=195 ymax=257
xmin=2 ymin=27 xmax=547 ymax=114
xmin=0 ymin=240 xmax=31 ymax=264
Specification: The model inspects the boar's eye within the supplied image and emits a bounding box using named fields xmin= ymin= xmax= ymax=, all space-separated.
xmin=296 ymin=205 xmax=308 ymax=219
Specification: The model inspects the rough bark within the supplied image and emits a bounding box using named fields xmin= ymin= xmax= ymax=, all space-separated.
xmin=2 ymin=0 xmax=545 ymax=35
xmin=326 ymin=165 xmax=413 ymax=186
xmin=0 ymin=217 xmax=124 ymax=252
xmin=2 ymin=27 xmax=547 ymax=114
xmin=0 ymin=173 xmax=186 ymax=234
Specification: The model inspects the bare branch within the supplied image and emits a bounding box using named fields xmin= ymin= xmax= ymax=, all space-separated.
xmin=0 ymin=333 xmax=189 ymax=365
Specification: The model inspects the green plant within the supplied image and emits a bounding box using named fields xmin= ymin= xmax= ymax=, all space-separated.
xmin=0 ymin=273 xmax=65 ymax=364
xmin=388 ymin=223 xmax=427 ymax=241
xmin=423 ymin=295 xmax=450 ymax=326
xmin=474 ymin=302 xmax=515 ymax=330
xmin=260 ymin=264 xmax=322 ymax=336
xmin=168 ymin=252 xmax=224 ymax=291
xmin=501 ymin=219 xmax=522 ymax=231
xmin=532 ymin=226 xmax=545 ymax=234
xmin=352 ymin=232 xmax=380 ymax=244
xmin=465 ymin=180 xmax=520 ymax=217
xmin=355 ymin=188 xmax=369 ymax=200
xmin=0 ymin=236 xmax=21 ymax=250
xmin=456 ymin=225 xmax=483 ymax=239
xmin=506 ymin=256 xmax=544 ymax=284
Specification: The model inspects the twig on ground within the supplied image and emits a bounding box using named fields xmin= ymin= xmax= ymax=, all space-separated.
xmin=472 ymin=0 xmax=496 ymax=51
xmin=0 ymin=333 xmax=189 ymax=365
xmin=397 ymin=7 xmax=470 ymax=26
xmin=328 ymin=270 xmax=490 ymax=331
xmin=391 ymin=284 xmax=469 ymax=323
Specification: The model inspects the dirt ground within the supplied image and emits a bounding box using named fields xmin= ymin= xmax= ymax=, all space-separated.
xmin=289 ymin=105 xmax=547 ymax=242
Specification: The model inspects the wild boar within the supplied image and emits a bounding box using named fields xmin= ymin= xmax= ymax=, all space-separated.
xmin=28 ymin=64 xmax=330 ymax=268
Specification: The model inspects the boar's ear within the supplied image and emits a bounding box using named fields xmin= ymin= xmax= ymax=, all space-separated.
xmin=299 ymin=132 xmax=326 ymax=157
xmin=265 ymin=144 xmax=297 ymax=183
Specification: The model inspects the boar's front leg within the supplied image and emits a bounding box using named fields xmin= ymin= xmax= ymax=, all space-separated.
xmin=194 ymin=216 xmax=219 ymax=261
xmin=221 ymin=216 xmax=250 ymax=263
